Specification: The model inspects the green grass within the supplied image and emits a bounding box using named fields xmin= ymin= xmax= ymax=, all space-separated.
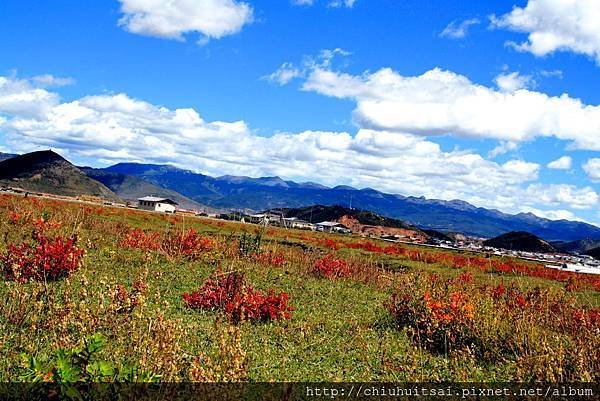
xmin=0 ymin=194 xmax=598 ymax=381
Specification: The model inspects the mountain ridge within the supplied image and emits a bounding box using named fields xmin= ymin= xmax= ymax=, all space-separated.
xmin=103 ymin=161 xmax=600 ymax=241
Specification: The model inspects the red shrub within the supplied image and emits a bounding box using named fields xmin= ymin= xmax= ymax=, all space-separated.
xmin=1 ymin=232 xmax=84 ymax=281
xmin=251 ymin=251 xmax=286 ymax=267
xmin=121 ymin=228 xmax=160 ymax=251
xmin=313 ymin=254 xmax=351 ymax=279
xmin=163 ymin=229 xmax=214 ymax=260
xmin=386 ymin=289 xmax=475 ymax=354
xmin=183 ymin=269 xmax=294 ymax=324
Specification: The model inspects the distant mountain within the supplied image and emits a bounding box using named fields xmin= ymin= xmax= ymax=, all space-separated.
xmin=0 ymin=152 xmax=16 ymax=162
xmin=103 ymin=162 xmax=600 ymax=242
xmin=82 ymin=168 xmax=211 ymax=211
xmin=271 ymin=204 xmax=413 ymax=229
xmin=586 ymin=247 xmax=600 ymax=260
xmin=483 ymin=231 xmax=559 ymax=254
xmin=0 ymin=150 xmax=121 ymax=202
xmin=552 ymin=238 xmax=600 ymax=255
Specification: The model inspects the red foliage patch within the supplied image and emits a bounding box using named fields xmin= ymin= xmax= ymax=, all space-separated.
xmin=163 ymin=229 xmax=214 ymax=260
xmin=122 ymin=228 xmax=215 ymax=260
xmin=386 ymin=289 xmax=475 ymax=354
xmin=251 ymin=251 xmax=286 ymax=267
xmin=182 ymin=269 xmax=294 ymax=324
xmin=121 ymin=228 xmax=161 ymax=251
xmin=313 ymin=254 xmax=351 ymax=279
xmin=1 ymin=232 xmax=84 ymax=281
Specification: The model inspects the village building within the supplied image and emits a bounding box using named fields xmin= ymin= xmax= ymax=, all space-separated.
xmin=315 ymin=221 xmax=351 ymax=234
xmin=283 ymin=217 xmax=316 ymax=230
xmin=137 ymin=196 xmax=178 ymax=213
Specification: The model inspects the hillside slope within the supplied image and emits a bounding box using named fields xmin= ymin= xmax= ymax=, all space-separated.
xmin=552 ymin=238 xmax=600 ymax=255
xmin=103 ymin=162 xmax=600 ymax=241
xmin=585 ymin=247 xmax=600 ymax=260
xmin=0 ymin=152 xmax=16 ymax=162
xmin=0 ymin=151 xmax=121 ymax=202
xmin=483 ymin=231 xmax=559 ymax=254
xmin=82 ymin=168 xmax=211 ymax=211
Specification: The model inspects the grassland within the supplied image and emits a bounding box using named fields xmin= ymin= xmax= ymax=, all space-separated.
xmin=0 ymin=194 xmax=598 ymax=382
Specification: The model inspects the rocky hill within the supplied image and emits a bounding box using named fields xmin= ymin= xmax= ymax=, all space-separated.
xmin=0 ymin=150 xmax=121 ymax=202
xmin=483 ymin=231 xmax=559 ymax=254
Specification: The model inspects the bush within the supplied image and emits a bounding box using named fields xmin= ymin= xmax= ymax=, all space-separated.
xmin=183 ymin=269 xmax=294 ymax=324
xmin=386 ymin=289 xmax=475 ymax=355
xmin=313 ymin=254 xmax=351 ymax=279
xmin=1 ymin=232 xmax=84 ymax=282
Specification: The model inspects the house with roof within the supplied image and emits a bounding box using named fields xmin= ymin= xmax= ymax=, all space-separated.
xmin=137 ymin=196 xmax=178 ymax=213
xmin=315 ymin=221 xmax=351 ymax=234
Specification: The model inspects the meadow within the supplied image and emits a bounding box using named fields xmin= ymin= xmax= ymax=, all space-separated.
xmin=0 ymin=193 xmax=598 ymax=383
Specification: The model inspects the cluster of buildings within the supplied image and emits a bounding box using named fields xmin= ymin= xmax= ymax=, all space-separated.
xmin=134 ymin=196 xmax=600 ymax=274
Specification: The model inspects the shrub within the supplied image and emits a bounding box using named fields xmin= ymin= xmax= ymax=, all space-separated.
xmin=1 ymin=232 xmax=84 ymax=282
xmin=386 ymin=289 xmax=475 ymax=354
xmin=162 ymin=228 xmax=214 ymax=260
xmin=121 ymin=228 xmax=160 ymax=251
xmin=183 ymin=269 xmax=294 ymax=324
xmin=313 ymin=254 xmax=351 ymax=279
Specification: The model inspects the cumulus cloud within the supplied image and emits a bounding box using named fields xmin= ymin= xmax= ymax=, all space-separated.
xmin=302 ymin=66 xmax=600 ymax=150
xmin=117 ymin=0 xmax=253 ymax=41
xmin=547 ymin=155 xmax=572 ymax=170
xmin=494 ymin=71 xmax=533 ymax=93
xmin=440 ymin=18 xmax=480 ymax=39
xmin=583 ymin=158 xmax=600 ymax=181
xmin=0 ymin=74 xmax=598 ymax=222
xmin=491 ymin=0 xmax=600 ymax=64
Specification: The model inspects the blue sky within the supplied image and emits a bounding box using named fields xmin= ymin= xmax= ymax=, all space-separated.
xmin=0 ymin=0 xmax=599 ymax=225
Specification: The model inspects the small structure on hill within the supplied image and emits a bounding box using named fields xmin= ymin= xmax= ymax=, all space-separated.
xmin=283 ymin=217 xmax=315 ymax=230
xmin=137 ymin=196 xmax=178 ymax=213
xmin=315 ymin=221 xmax=351 ymax=234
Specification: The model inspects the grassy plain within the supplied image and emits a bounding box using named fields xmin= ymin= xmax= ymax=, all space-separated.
xmin=0 ymin=194 xmax=598 ymax=382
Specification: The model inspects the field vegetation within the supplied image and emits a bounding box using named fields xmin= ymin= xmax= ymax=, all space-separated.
xmin=0 ymin=194 xmax=598 ymax=382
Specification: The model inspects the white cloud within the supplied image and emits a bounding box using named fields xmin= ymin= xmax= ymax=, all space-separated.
xmin=262 ymin=62 xmax=303 ymax=85
xmin=540 ymin=69 xmax=563 ymax=79
xmin=583 ymin=158 xmax=600 ymax=181
xmin=547 ymin=155 xmax=572 ymax=170
xmin=491 ymin=0 xmax=600 ymax=64
xmin=302 ymin=66 xmax=600 ymax=150
xmin=30 ymin=74 xmax=75 ymax=87
xmin=440 ymin=18 xmax=480 ymax=39
xmin=488 ymin=141 xmax=518 ymax=158
xmin=292 ymin=0 xmax=356 ymax=7
xmin=494 ymin=71 xmax=533 ymax=93
xmin=523 ymin=207 xmax=582 ymax=222
xmin=117 ymin=0 xmax=253 ymax=41
xmin=0 ymin=74 xmax=598 ymax=223
xmin=328 ymin=0 xmax=356 ymax=8
xmin=521 ymin=184 xmax=599 ymax=210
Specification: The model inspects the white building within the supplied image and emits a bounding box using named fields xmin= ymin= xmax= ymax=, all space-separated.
xmin=315 ymin=221 xmax=351 ymax=234
xmin=137 ymin=197 xmax=178 ymax=213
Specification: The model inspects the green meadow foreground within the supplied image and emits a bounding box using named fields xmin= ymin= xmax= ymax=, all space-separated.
xmin=0 ymin=194 xmax=598 ymax=382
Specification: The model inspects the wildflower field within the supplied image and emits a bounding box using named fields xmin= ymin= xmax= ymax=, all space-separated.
xmin=0 ymin=194 xmax=598 ymax=382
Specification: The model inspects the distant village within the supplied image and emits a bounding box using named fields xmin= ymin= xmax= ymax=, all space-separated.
xmin=3 ymin=186 xmax=599 ymax=275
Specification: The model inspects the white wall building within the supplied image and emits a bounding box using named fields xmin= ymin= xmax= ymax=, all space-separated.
xmin=137 ymin=197 xmax=178 ymax=213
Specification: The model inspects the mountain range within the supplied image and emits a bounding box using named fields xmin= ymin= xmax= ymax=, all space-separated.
xmin=0 ymin=150 xmax=599 ymax=243
xmin=102 ymin=162 xmax=600 ymax=241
